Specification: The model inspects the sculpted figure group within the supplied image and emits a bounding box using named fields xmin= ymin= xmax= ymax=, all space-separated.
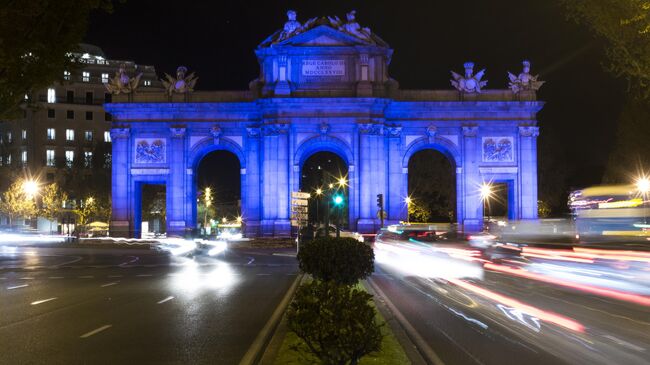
xmin=450 ymin=60 xmax=544 ymax=94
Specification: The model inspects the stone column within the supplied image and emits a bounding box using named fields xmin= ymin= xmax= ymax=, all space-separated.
xmin=244 ymin=127 xmax=262 ymax=236
xmin=386 ymin=126 xmax=402 ymax=225
xmin=167 ymin=127 xmax=187 ymax=236
xmin=519 ymin=126 xmax=539 ymax=219
xmin=461 ymin=126 xmax=482 ymax=232
xmin=357 ymin=123 xmax=385 ymax=233
xmin=110 ymin=127 xmax=130 ymax=237
xmin=260 ymin=123 xmax=290 ymax=236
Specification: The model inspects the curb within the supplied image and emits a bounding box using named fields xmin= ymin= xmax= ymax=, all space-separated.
xmin=366 ymin=277 xmax=446 ymax=365
xmin=239 ymin=272 xmax=304 ymax=365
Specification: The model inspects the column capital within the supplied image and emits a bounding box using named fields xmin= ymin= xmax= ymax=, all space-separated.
xmin=386 ymin=126 xmax=402 ymax=138
xmin=359 ymin=123 xmax=384 ymax=135
xmin=210 ymin=125 xmax=222 ymax=143
xmin=246 ymin=127 xmax=261 ymax=138
xmin=519 ymin=126 xmax=539 ymax=137
xmin=110 ymin=127 xmax=130 ymax=140
xmin=262 ymin=123 xmax=289 ymax=136
xmin=462 ymin=125 xmax=478 ymax=137
xmin=170 ymin=127 xmax=186 ymax=138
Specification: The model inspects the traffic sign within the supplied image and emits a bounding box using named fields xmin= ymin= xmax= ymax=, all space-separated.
xmin=291 ymin=199 xmax=309 ymax=206
xmin=291 ymin=205 xmax=308 ymax=212
xmin=291 ymin=213 xmax=308 ymax=220
xmin=292 ymin=192 xmax=310 ymax=199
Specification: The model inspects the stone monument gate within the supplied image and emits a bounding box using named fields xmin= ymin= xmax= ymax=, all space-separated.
xmin=105 ymin=11 xmax=544 ymax=238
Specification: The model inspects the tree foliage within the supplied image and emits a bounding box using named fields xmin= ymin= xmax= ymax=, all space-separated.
xmin=560 ymin=0 xmax=650 ymax=98
xmin=297 ymin=237 xmax=374 ymax=285
xmin=40 ymin=183 xmax=68 ymax=233
xmin=73 ymin=196 xmax=97 ymax=228
xmin=0 ymin=0 xmax=114 ymax=118
xmin=286 ymin=280 xmax=383 ymax=365
xmin=0 ymin=178 xmax=37 ymax=225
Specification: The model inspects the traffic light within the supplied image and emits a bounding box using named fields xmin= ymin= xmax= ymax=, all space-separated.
xmin=333 ymin=194 xmax=344 ymax=206
xmin=376 ymin=194 xmax=383 ymax=209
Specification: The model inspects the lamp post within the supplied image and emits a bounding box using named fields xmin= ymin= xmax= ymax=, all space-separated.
xmin=480 ymin=183 xmax=493 ymax=231
xmin=404 ymin=197 xmax=412 ymax=224
xmin=333 ymin=194 xmax=344 ymax=238
xmin=636 ymin=176 xmax=650 ymax=225
xmin=315 ymin=188 xmax=322 ymax=227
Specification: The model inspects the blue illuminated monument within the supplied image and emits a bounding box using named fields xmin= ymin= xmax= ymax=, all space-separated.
xmin=105 ymin=11 xmax=544 ymax=238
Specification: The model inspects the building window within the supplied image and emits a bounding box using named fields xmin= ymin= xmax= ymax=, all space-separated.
xmin=66 ymin=129 xmax=74 ymax=141
xmin=144 ymin=80 xmax=151 ymax=86
xmin=63 ymin=70 xmax=71 ymax=80
xmin=104 ymin=112 xmax=112 ymax=121
xmin=46 ymin=149 xmax=55 ymax=167
xmin=84 ymin=131 xmax=93 ymax=142
xmin=82 ymin=71 xmax=90 ymax=82
xmin=104 ymin=93 xmax=112 ymax=103
xmin=84 ymin=151 xmax=93 ymax=168
xmin=46 ymin=128 xmax=55 ymax=141
xmin=101 ymin=73 xmax=109 ymax=83
xmin=21 ymin=129 xmax=27 ymax=140
xmin=21 ymin=150 xmax=27 ymax=164
xmin=85 ymin=111 xmax=93 ymax=120
xmin=104 ymin=131 xmax=111 ymax=142
xmin=6 ymin=132 xmax=12 ymax=144
xmin=6 ymin=154 xmax=11 ymax=165
xmin=67 ymin=110 xmax=74 ymax=119
xmin=85 ymin=92 xmax=93 ymax=104
xmin=47 ymin=109 xmax=55 ymax=118
xmin=66 ymin=90 xmax=74 ymax=103
xmin=103 ymin=152 xmax=111 ymax=168
xmin=47 ymin=88 xmax=56 ymax=103
xmin=65 ymin=150 xmax=74 ymax=167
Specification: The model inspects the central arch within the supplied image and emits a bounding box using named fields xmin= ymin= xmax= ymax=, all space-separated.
xmin=402 ymin=136 xmax=463 ymax=225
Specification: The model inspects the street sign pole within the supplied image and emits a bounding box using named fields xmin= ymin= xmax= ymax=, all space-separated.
xmin=291 ymin=191 xmax=310 ymax=253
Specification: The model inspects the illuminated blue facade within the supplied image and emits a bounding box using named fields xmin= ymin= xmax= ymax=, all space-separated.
xmin=105 ymin=19 xmax=543 ymax=238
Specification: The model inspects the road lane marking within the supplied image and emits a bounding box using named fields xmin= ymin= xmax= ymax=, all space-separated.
xmin=157 ymin=296 xmax=174 ymax=304
xmin=80 ymin=325 xmax=112 ymax=338
xmin=136 ymin=274 xmax=153 ymax=277
xmin=7 ymin=284 xmax=29 ymax=290
xmin=50 ymin=255 xmax=83 ymax=268
xmin=256 ymin=273 xmax=271 ymax=276
xmin=78 ymin=276 xmax=94 ymax=279
xmin=19 ymin=277 xmax=34 ymax=280
xmin=31 ymin=297 xmax=57 ymax=305
xmin=48 ymin=276 xmax=64 ymax=279
xmin=101 ymin=282 xmax=118 ymax=287
xmin=119 ymin=256 xmax=139 ymax=267
xmin=107 ymin=275 xmax=123 ymax=278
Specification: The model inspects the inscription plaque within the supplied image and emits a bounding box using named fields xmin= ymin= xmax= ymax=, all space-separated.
xmin=302 ymin=59 xmax=345 ymax=77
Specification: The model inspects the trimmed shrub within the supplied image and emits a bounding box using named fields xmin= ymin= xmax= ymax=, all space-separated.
xmin=287 ymin=280 xmax=383 ymax=365
xmin=297 ymin=237 xmax=374 ymax=285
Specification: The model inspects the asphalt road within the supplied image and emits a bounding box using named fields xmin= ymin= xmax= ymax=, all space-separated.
xmin=0 ymin=243 xmax=298 ymax=365
xmin=372 ymin=241 xmax=650 ymax=365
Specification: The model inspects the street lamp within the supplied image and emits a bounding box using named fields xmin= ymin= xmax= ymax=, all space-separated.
xmin=404 ymin=197 xmax=412 ymax=224
xmin=480 ymin=183 xmax=494 ymax=230
xmin=22 ymin=179 xmax=39 ymax=199
xmin=333 ymin=194 xmax=344 ymax=237
xmin=337 ymin=176 xmax=347 ymax=188
xmin=314 ymin=188 xmax=323 ymax=227
xmin=636 ymin=176 xmax=650 ymax=225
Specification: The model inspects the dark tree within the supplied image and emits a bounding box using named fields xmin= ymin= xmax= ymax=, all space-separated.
xmin=0 ymin=0 xmax=113 ymax=118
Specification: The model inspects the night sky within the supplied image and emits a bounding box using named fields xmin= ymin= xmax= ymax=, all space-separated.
xmin=86 ymin=0 xmax=626 ymax=193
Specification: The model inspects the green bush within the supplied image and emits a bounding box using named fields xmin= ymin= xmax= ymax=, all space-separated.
xmin=287 ymin=280 xmax=383 ymax=365
xmin=297 ymin=237 xmax=374 ymax=285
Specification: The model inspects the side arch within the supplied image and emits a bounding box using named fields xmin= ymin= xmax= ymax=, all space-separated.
xmin=402 ymin=136 xmax=461 ymax=169
xmin=294 ymin=135 xmax=353 ymax=168
xmin=189 ymin=136 xmax=246 ymax=169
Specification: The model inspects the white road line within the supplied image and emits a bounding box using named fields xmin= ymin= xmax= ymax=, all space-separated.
xmin=157 ymin=296 xmax=174 ymax=304
xmin=0 ymin=277 xmax=6 ymax=280
xmin=19 ymin=277 xmax=35 ymax=280
xmin=119 ymin=256 xmax=139 ymax=267
xmin=136 ymin=274 xmax=153 ymax=277
xmin=78 ymin=276 xmax=94 ymax=279
xmin=7 ymin=284 xmax=29 ymax=290
xmin=80 ymin=325 xmax=112 ymax=338
xmin=31 ymin=297 xmax=57 ymax=305
xmin=48 ymin=276 xmax=64 ymax=279
xmin=107 ymin=275 xmax=123 ymax=278
xmin=256 ymin=273 xmax=271 ymax=276
xmin=50 ymin=255 xmax=83 ymax=268
xmin=101 ymin=282 xmax=118 ymax=287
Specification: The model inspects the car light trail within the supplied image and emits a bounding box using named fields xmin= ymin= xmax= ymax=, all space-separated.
xmin=448 ymin=278 xmax=585 ymax=333
xmin=485 ymin=263 xmax=650 ymax=306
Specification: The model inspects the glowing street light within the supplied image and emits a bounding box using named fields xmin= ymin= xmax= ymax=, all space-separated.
xmin=337 ymin=177 xmax=347 ymax=188
xmin=22 ymin=180 xmax=39 ymax=199
xmin=636 ymin=176 xmax=650 ymax=194
xmin=480 ymin=183 xmax=494 ymax=230
xmin=404 ymin=197 xmax=412 ymax=224
xmin=236 ymin=216 xmax=243 ymax=224
xmin=315 ymin=188 xmax=323 ymax=196
xmin=328 ymin=183 xmax=334 ymax=189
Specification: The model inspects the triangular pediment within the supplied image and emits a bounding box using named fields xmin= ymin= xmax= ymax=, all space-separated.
xmin=276 ymin=25 xmax=370 ymax=47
